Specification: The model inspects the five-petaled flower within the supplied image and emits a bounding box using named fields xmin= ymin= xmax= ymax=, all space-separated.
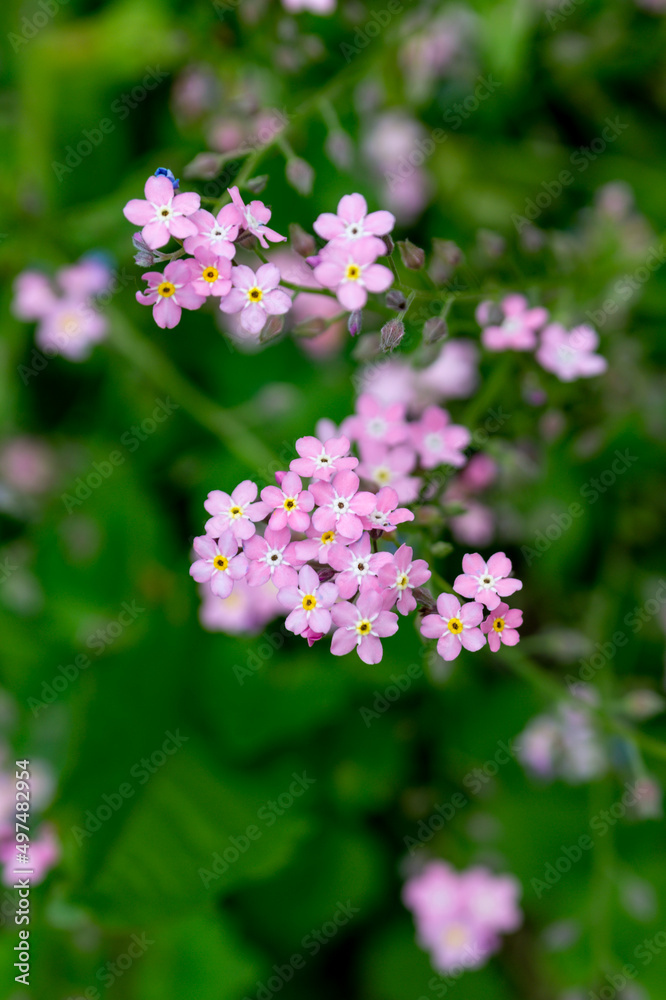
xmin=228 ymin=186 xmax=287 ymax=248
xmin=481 ymin=603 xmax=523 ymax=651
xmin=136 ymin=260 xmax=204 ymax=329
xmin=277 ymin=564 xmax=338 ymax=636
xmin=453 ymin=552 xmax=523 ymax=610
xmin=244 ymin=526 xmax=302 ymax=588
xmin=330 ymin=589 xmax=399 ymax=664
xmin=123 ymin=173 xmax=201 ymax=249
xmin=190 ymin=249 xmax=233 ymax=298
xmin=310 ymin=470 xmax=376 ymax=542
xmin=261 ymin=471 xmax=314 ymax=532
xmin=313 ymin=192 xmax=395 ymax=246
xmin=420 ymin=593 xmax=486 ymax=660
xmin=182 ymin=204 xmax=242 ymax=258
xmin=290 ymin=434 xmax=358 ymax=481
xmin=204 ymin=480 xmax=269 ymax=541
xmin=220 ymin=263 xmax=292 ymax=335
xmin=313 ymin=238 xmax=393 ymax=310
xmin=377 ymin=544 xmax=431 ymax=614
xmin=327 ymin=534 xmax=392 ymax=599
xmin=189 ymin=531 xmax=249 ymax=598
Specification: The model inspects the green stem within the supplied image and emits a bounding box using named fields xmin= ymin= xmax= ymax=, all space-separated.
xmin=108 ymin=308 xmax=278 ymax=473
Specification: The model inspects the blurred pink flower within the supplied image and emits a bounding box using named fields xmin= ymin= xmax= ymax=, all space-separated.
xmin=450 ymin=502 xmax=495 ymax=548
xmin=411 ymin=405 xmax=470 ymax=469
xmin=0 ymin=437 xmax=56 ymax=495
xmin=357 ymin=443 xmax=421 ymax=503
xmin=536 ymin=324 xmax=608 ymax=382
xmin=416 ymin=339 xmax=480 ymax=403
xmin=476 ymin=294 xmax=548 ymax=352
xmin=199 ymin=578 xmax=282 ymax=635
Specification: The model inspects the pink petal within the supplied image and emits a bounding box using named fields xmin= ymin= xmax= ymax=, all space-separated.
xmin=460 ymin=627 xmax=486 ymax=652
xmin=338 ymin=282 xmax=367 ymax=311
xmin=501 ymin=628 xmax=521 ymax=646
xmin=420 ymin=614 xmax=445 ymax=639
xmin=363 ymin=263 xmax=393 ymax=293
xmin=172 ymin=191 xmax=201 ymax=216
xmin=461 ymin=552 xmax=486 ymax=576
xmin=145 ymin=174 xmax=175 ymax=204
xmin=495 ymin=578 xmax=523 ymax=597
xmin=142 ymin=220 xmax=171 ymax=249
xmin=309 ymin=607 xmax=332 ymax=634
xmin=313 ymin=213 xmax=345 ymax=240
xmin=337 ymin=193 xmax=367 ymax=223
xmin=210 ymin=572 xmax=233 ymax=598
xmin=262 ymin=289 xmax=292 ymax=315
xmin=358 ymin=634 xmax=383 ymax=664
xmin=285 ymin=607 xmax=308 ymax=635
xmin=486 ymin=552 xmax=513 ymax=578
xmin=436 ymin=593 xmax=461 ymax=619
xmin=168 ymin=215 xmax=198 ymax=239
xmin=364 ymin=210 xmax=395 ymax=235
xmin=240 ymin=302 xmax=266 ymax=334
xmin=459 ymin=601 xmax=484 ymax=627
xmin=437 ymin=632 xmax=462 ymax=661
xmin=123 ymin=199 xmax=154 ymax=225
xmin=331 ymin=602 xmax=360 ymax=627
xmin=153 ymin=297 xmax=181 ymax=329
xmin=331 ymin=627 xmax=358 ymax=656
xmin=256 ymin=262 xmax=281 ymax=290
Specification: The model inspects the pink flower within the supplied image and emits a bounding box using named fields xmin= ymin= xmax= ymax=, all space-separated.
xmin=457 ymin=453 xmax=498 ymax=494
xmin=450 ymin=502 xmax=495 ymax=548
xmin=403 ymin=860 xmax=522 ymax=974
xmin=420 ymin=593 xmax=486 ymax=660
xmin=277 ymin=564 xmax=338 ymax=636
xmin=36 ymin=299 xmax=108 ymax=360
xmin=136 ymin=260 xmax=204 ymax=329
xmin=289 ymin=435 xmax=358 ymax=481
xmin=219 ymin=263 xmax=292 ymax=335
xmin=189 ymin=532 xmax=249 ymax=598
xmin=0 ymin=437 xmax=56 ymax=495
xmin=228 ymin=185 xmax=286 ymax=248
xmin=261 ymin=471 xmax=314 ymax=532
xmin=280 ymin=0 xmax=336 ymax=16
xmin=536 ymin=323 xmax=608 ymax=382
xmin=476 ymin=294 xmax=548 ymax=351
xmin=343 ymin=394 xmax=409 ymax=447
xmin=204 ymin=480 xmax=268 ymax=541
xmin=377 ymin=544 xmax=431 ymax=614
xmin=357 ymin=443 xmax=421 ymax=503
xmin=328 ymin=534 xmax=392 ymax=599
xmin=0 ymin=822 xmax=60 ymax=887
xmin=244 ymin=526 xmax=302 ymax=588
xmin=57 ymin=257 xmax=112 ymax=298
xmin=293 ymin=526 xmax=350 ymax=565
xmin=198 ymin=578 xmax=282 ymax=635
xmin=453 ymin=551 xmax=522 ymax=611
xmin=12 ymin=271 xmax=59 ymax=320
xmin=182 ymin=204 xmax=242 ymax=258
xmin=481 ymin=602 xmax=523 ymax=651
xmin=360 ymin=486 xmax=415 ymax=532
xmin=330 ymin=589 xmax=398 ymax=664
xmin=313 ymin=192 xmax=395 ymax=246
xmin=416 ymin=339 xmax=480 ymax=404
xmin=313 ymin=238 xmax=393 ymax=310
xmin=411 ymin=406 xmax=470 ymax=469
xmin=190 ymin=249 xmax=233 ymax=298
xmin=310 ymin=470 xmax=376 ymax=542
xmin=123 ymin=173 xmax=200 ymax=249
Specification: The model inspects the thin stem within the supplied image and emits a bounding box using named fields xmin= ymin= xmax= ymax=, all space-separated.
xmin=108 ymin=308 xmax=278 ymax=473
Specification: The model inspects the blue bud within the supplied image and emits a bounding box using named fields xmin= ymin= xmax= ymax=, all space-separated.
xmin=154 ymin=167 xmax=180 ymax=190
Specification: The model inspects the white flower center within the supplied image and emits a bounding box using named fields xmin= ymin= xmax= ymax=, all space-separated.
xmin=345 ymin=221 xmax=365 ymax=239
xmin=424 ymin=432 xmax=443 ymax=453
xmin=315 ymin=451 xmax=332 ymax=469
xmin=156 ymin=204 xmax=173 ymax=220
xmin=477 ymin=573 xmax=495 ymax=589
xmin=367 ymin=417 xmax=387 ymax=437
xmin=396 ymin=572 xmax=410 ymax=590
xmin=352 ymin=560 xmax=369 ymax=578
xmin=334 ymin=496 xmax=350 ymax=514
xmin=265 ymin=548 xmax=283 ymax=567
xmin=373 ymin=465 xmax=392 ymax=486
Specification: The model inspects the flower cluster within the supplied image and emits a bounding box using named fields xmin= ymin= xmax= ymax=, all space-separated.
xmin=476 ymin=293 xmax=607 ymax=382
xmin=311 ymin=193 xmax=395 ymax=309
xmin=11 ymin=256 xmax=112 ymax=361
xmin=190 ymin=389 xmax=525 ymax=663
xmin=402 ymin=860 xmax=522 ymax=974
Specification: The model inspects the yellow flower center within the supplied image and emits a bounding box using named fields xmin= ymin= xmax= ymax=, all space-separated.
xmin=447 ymin=617 xmax=463 ymax=634
xmin=157 ymin=281 xmax=176 ymax=298
xmin=374 ymin=466 xmax=392 ymax=485
xmin=345 ymin=264 xmax=361 ymax=281
xmin=203 ymin=266 xmax=219 ymax=283
xmin=302 ymin=594 xmax=317 ymax=610
xmin=396 ymin=573 xmax=409 ymax=590
xmin=356 ymin=619 xmax=372 ymax=635
xmin=229 ymin=505 xmax=243 ymax=518
xmin=321 ymin=531 xmax=336 ymax=544
xmin=493 ymin=618 xmax=505 ymax=632
xmin=248 ymin=286 xmax=263 ymax=301
xmin=442 ymin=923 xmax=468 ymax=948
xmin=283 ymin=497 xmax=297 ymax=510
xmin=213 ymin=555 xmax=229 ymax=571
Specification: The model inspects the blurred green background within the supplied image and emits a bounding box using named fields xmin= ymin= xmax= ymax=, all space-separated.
xmin=1 ymin=0 xmax=666 ymax=997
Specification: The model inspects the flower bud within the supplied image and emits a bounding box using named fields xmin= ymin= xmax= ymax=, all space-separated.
xmin=382 ymin=234 xmax=395 ymax=256
xmin=397 ymin=239 xmax=425 ymax=270
xmin=325 ymin=130 xmax=353 ymax=170
xmin=246 ymin=174 xmax=269 ymax=194
xmin=430 ymin=541 xmax=453 ymax=558
xmin=432 ymin=239 xmax=463 ymax=267
xmin=289 ymin=223 xmax=316 ymax=258
xmin=385 ymin=289 xmax=407 ymax=311
xmin=380 ymin=318 xmax=405 ymax=352
xmin=348 ymin=310 xmax=362 ymax=337
xmin=477 ymin=229 xmax=505 ymax=258
xmin=292 ymin=317 xmax=328 ymax=338
xmin=423 ymin=316 xmax=448 ymax=344
xmin=132 ymin=232 xmax=157 ymax=268
xmin=154 ymin=166 xmax=179 ymax=190
xmin=621 ymin=690 xmax=666 ymax=721
xmin=286 ymin=158 xmax=314 ymax=197
xmin=260 ymin=315 xmax=284 ymax=343
xmin=413 ymin=587 xmax=436 ymax=611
